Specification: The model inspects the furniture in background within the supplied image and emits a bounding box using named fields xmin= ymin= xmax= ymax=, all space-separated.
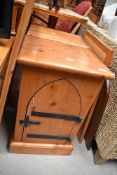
xmin=0 ymin=0 xmax=14 ymax=38
xmin=56 ymin=0 xmax=92 ymax=32
xmin=12 ymin=0 xmax=88 ymax=32
xmin=71 ymin=6 xmax=92 ymax=34
xmin=89 ymin=0 xmax=106 ymax=24
xmin=78 ymin=19 xmax=117 ymax=162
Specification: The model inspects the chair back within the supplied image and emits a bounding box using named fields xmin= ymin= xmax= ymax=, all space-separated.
xmin=71 ymin=6 xmax=92 ymax=34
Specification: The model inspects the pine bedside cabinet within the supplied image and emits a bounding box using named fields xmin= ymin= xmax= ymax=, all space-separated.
xmin=10 ymin=24 xmax=114 ymax=155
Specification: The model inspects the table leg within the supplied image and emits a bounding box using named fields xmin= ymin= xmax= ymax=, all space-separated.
xmin=48 ymin=16 xmax=58 ymax=28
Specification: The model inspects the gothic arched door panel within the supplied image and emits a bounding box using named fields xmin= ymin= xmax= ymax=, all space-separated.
xmin=22 ymin=78 xmax=82 ymax=144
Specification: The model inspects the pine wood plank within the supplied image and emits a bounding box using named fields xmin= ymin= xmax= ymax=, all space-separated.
xmin=0 ymin=37 xmax=14 ymax=107
xmin=0 ymin=0 xmax=35 ymax=123
xmin=10 ymin=140 xmax=73 ymax=155
xmin=85 ymin=80 xmax=110 ymax=149
xmin=0 ymin=38 xmax=14 ymax=71
xmin=28 ymin=24 xmax=89 ymax=48
xmin=14 ymin=67 xmax=104 ymax=142
xmin=84 ymin=30 xmax=114 ymax=67
xmin=78 ymin=31 xmax=114 ymax=143
xmin=78 ymin=94 xmax=99 ymax=143
xmin=17 ymin=31 xmax=114 ymax=80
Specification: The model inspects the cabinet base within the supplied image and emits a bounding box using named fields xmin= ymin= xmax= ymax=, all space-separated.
xmin=10 ymin=140 xmax=73 ymax=155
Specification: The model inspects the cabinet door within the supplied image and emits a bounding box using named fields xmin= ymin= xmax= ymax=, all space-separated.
xmin=14 ymin=66 xmax=104 ymax=143
xmin=22 ymin=78 xmax=81 ymax=144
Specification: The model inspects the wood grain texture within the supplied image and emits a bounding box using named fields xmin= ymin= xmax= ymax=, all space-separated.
xmin=11 ymin=18 xmax=114 ymax=154
xmin=0 ymin=38 xmax=14 ymax=71
xmin=14 ymin=0 xmax=88 ymax=23
xmin=77 ymin=31 xmax=114 ymax=143
xmin=0 ymin=37 xmax=14 ymax=114
xmin=17 ymin=25 xmax=114 ymax=80
xmin=84 ymin=30 xmax=113 ymax=67
xmin=0 ymin=0 xmax=34 ymax=123
xmin=85 ymin=80 xmax=110 ymax=149
xmin=63 ymin=0 xmax=68 ymax=8
xmin=28 ymin=24 xmax=89 ymax=47
xmin=0 ymin=52 xmax=10 ymax=96
xmin=12 ymin=5 xmax=18 ymax=32
xmin=14 ymin=66 xmax=104 ymax=143
xmin=10 ymin=140 xmax=73 ymax=155
xmin=22 ymin=78 xmax=81 ymax=144
xmin=78 ymin=94 xmax=99 ymax=143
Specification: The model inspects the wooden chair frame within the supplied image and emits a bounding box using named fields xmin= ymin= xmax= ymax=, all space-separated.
xmin=71 ymin=6 xmax=92 ymax=34
xmin=0 ymin=0 xmax=34 ymax=123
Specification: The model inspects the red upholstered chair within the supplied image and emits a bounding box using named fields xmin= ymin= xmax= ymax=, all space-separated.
xmin=56 ymin=0 xmax=92 ymax=32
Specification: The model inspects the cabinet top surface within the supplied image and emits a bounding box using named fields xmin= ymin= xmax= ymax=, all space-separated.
xmin=17 ymin=25 xmax=114 ymax=80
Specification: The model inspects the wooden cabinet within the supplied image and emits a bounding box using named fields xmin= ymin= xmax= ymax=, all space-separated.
xmin=89 ymin=12 xmax=100 ymax=24
xmin=10 ymin=25 xmax=114 ymax=155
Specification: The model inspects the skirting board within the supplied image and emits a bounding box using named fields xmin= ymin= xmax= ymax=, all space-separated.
xmin=10 ymin=140 xmax=73 ymax=155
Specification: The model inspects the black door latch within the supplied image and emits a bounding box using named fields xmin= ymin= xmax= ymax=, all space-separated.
xmin=19 ymin=116 xmax=41 ymax=127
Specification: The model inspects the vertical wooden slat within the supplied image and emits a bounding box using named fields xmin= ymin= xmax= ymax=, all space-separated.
xmin=0 ymin=0 xmax=35 ymax=123
xmin=85 ymin=80 xmax=110 ymax=150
